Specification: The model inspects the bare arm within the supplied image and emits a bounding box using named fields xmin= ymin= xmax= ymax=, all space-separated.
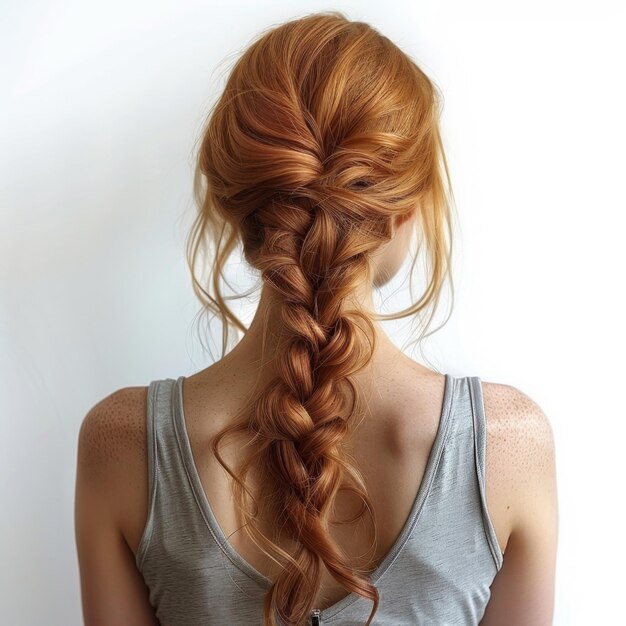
xmin=480 ymin=384 xmax=559 ymax=625
xmin=75 ymin=388 xmax=160 ymax=626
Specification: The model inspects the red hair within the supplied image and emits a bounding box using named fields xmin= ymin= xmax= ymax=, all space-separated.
xmin=185 ymin=10 xmax=454 ymax=625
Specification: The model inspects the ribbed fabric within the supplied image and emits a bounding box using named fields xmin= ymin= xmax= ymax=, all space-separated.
xmin=135 ymin=374 xmax=504 ymax=625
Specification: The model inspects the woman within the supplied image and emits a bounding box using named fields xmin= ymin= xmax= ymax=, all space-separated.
xmin=75 ymin=11 xmax=558 ymax=626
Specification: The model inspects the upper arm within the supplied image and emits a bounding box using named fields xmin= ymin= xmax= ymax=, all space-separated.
xmin=480 ymin=383 xmax=559 ymax=626
xmin=74 ymin=386 xmax=160 ymax=626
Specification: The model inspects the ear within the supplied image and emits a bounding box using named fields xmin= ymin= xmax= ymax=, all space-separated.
xmin=392 ymin=207 xmax=418 ymax=229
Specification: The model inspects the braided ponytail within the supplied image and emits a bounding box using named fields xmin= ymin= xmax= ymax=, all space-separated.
xmin=252 ymin=195 xmax=385 ymax=624
xmin=186 ymin=10 xmax=454 ymax=626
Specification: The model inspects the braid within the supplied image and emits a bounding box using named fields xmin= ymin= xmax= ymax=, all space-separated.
xmin=186 ymin=10 xmax=454 ymax=626
xmin=251 ymin=198 xmax=380 ymax=624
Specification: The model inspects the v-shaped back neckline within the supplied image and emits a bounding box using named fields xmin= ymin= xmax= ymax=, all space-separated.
xmin=171 ymin=372 xmax=456 ymax=621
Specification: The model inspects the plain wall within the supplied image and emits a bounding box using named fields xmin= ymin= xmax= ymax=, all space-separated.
xmin=1 ymin=1 xmax=625 ymax=624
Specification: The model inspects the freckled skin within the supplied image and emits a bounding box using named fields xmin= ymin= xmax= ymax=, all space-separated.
xmin=480 ymin=382 xmax=558 ymax=625
xmin=75 ymin=387 xmax=160 ymax=626
xmin=482 ymin=382 xmax=557 ymax=551
xmin=78 ymin=388 xmax=148 ymax=490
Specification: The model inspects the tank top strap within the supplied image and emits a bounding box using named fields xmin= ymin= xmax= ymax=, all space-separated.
xmin=429 ymin=375 xmax=478 ymax=494
xmin=467 ymin=375 xmax=504 ymax=569
xmin=421 ymin=375 xmax=503 ymax=572
xmin=135 ymin=377 xmax=198 ymax=571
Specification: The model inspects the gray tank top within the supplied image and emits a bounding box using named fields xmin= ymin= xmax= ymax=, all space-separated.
xmin=135 ymin=374 xmax=504 ymax=625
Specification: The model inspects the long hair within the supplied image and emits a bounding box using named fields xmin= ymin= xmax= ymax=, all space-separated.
xmin=185 ymin=11 xmax=454 ymax=625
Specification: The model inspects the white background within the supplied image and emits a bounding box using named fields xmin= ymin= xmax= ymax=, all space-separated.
xmin=1 ymin=1 xmax=625 ymax=624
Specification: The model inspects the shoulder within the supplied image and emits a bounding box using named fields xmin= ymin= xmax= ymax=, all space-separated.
xmin=480 ymin=380 xmax=556 ymax=469
xmin=78 ymin=385 xmax=149 ymax=471
xmin=478 ymin=381 xmax=558 ymax=623
xmin=75 ymin=386 xmax=163 ymax=624
xmin=480 ymin=380 xmax=557 ymax=535
xmin=77 ymin=385 xmax=150 ymax=525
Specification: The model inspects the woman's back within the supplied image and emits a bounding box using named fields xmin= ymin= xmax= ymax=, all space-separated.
xmin=77 ymin=350 xmax=556 ymax=625
xmin=117 ymin=353 xmax=522 ymax=624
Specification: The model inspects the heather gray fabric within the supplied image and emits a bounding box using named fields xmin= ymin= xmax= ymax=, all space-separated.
xmin=135 ymin=374 xmax=504 ymax=625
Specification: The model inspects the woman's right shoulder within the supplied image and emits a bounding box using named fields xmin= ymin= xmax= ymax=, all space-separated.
xmin=479 ymin=379 xmax=558 ymax=624
xmin=481 ymin=379 xmax=556 ymax=461
xmin=481 ymin=380 xmax=557 ymax=540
